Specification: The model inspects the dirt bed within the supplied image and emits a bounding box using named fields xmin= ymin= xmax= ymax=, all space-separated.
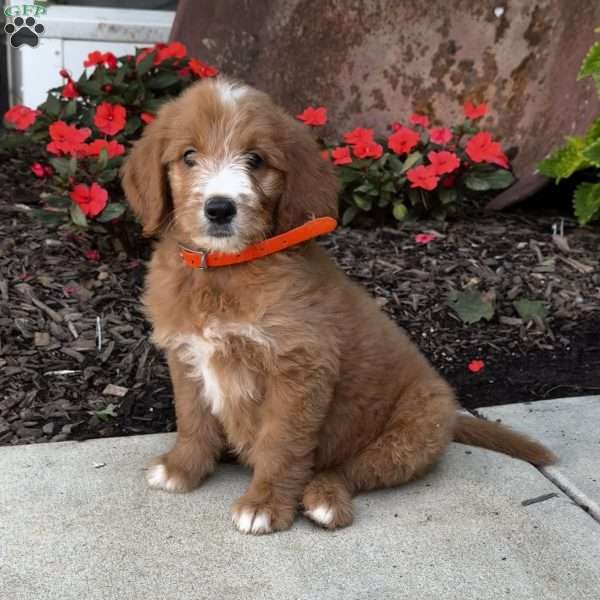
xmin=1 ymin=152 xmax=599 ymax=446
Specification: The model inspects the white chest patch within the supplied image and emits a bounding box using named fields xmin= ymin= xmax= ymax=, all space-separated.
xmin=170 ymin=324 xmax=271 ymax=416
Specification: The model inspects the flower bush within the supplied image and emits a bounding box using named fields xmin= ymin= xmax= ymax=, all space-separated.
xmin=299 ymin=101 xmax=515 ymax=224
xmin=2 ymin=39 xmax=514 ymax=232
xmin=538 ymin=27 xmax=600 ymax=225
xmin=2 ymin=42 xmax=218 ymax=227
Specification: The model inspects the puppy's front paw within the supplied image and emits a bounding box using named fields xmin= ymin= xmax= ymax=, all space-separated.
xmin=231 ymin=497 xmax=295 ymax=535
xmin=303 ymin=473 xmax=353 ymax=529
xmin=146 ymin=451 xmax=213 ymax=493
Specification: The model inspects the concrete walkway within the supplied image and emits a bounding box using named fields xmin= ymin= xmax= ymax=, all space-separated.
xmin=1 ymin=397 xmax=599 ymax=600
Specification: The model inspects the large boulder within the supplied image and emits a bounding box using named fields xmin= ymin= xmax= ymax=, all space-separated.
xmin=171 ymin=0 xmax=600 ymax=207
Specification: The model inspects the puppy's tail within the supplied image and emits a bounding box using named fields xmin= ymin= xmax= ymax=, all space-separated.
xmin=453 ymin=414 xmax=557 ymax=466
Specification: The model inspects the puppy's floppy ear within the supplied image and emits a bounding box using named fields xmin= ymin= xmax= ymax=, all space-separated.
xmin=276 ymin=119 xmax=340 ymax=233
xmin=120 ymin=119 xmax=171 ymax=236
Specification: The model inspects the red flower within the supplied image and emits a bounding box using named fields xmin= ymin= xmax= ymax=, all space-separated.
xmin=429 ymin=127 xmax=452 ymax=145
xmin=86 ymin=139 xmax=125 ymax=158
xmin=410 ymin=113 xmax=429 ymax=128
xmin=140 ymin=112 xmax=156 ymax=125
xmin=84 ymin=51 xmax=118 ymax=69
xmin=69 ymin=182 xmax=108 ymax=217
xmin=62 ymin=80 xmax=78 ymax=99
xmin=178 ymin=67 xmax=191 ymax=77
xmin=427 ymin=150 xmax=460 ymax=176
xmin=352 ymin=140 xmax=383 ymax=160
xmin=464 ymin=100 xmax=488 ymax=120
xmin=296 ymin=106 xmax=327 ymax=126
xmin=94 ymin=102 xmax=126 ymax=136
xmin=391 ymin=121 xmax=402 ymax=132
xmin=83 ymin=249 xmax=101 ymax=262
xmin=320 ymin=150 xmax=330 ymax=161
xmin=155 ymin=41 xmax=187 ymax=64
xmin=188 ymin=58 xmax=218 ymax=78
xmin=4 ymin=105 xmax=40 ymax=131
xmin=31 ymin=163 xmax=45 ymax=178
xmin=406 ymin=165 xmax=439 ymax=191
xmin=32 ymin=163 xmax=53 ymax=178
xmin=102 ymin=84 xmax=113 ymax=93
xmin=343 ymin=127 xmax=374 ymax=146
xmin=59 ymin=68 xmax=71 ymax=79
xmin=465 ymin=131 xmax=509 ymax=168
xmin=47 ymin=121 xmax=91 ymax=156
xmin=331 ymin=146 xmax=353 ymax=165
xmin=468 ymin=359 xmax=485 ymax=373
xmin=415 ymin=233 xmax=437 ymax=245
xmin=387 ymin=126 xmax=420 ymax=155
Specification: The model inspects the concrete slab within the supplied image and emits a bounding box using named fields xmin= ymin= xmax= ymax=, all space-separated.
xmin=1 ymin=434 xmax=599 ymax=600
xmin=479 ymin=396 xmax=600 ymax=521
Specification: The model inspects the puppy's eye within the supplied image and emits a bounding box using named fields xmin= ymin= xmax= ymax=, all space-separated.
xmin=183 ymin=148 xmax=197 ymax=167
xmin=246 ymin=152 xmax=263 ymax=170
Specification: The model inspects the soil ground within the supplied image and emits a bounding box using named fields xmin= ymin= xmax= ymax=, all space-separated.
xmin=1 ymin=149 xmax=599 ymax=445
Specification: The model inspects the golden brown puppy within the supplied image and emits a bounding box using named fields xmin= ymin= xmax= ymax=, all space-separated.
xmin=121 ymin=78 xmax=555 ymax=535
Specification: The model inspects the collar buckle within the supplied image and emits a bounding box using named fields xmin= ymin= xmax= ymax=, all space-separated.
xmin=179 ymin=245 xmax=209 ymax=269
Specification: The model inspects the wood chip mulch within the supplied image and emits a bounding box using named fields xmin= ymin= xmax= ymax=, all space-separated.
xmin=1 ymin=151 xmax=599 ymax=446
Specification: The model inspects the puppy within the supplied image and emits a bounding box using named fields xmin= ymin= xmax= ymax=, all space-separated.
xmin=121 ymin=78 xmax=555 ymax=534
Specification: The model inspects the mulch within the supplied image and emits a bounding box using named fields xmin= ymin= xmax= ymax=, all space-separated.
xmin=1 ymin=149 xmax=599 ymax=446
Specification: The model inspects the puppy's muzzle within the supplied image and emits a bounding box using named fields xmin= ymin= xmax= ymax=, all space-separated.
xmin=205 ymin=196 xmax=237 ymax=225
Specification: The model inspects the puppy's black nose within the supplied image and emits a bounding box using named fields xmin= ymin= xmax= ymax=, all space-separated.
xmin=204 ymin=196 xmax=237 ymax=224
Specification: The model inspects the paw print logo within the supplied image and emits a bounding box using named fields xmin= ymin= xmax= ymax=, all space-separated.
xmin=4 ymin=16 xmax=45 ymax=48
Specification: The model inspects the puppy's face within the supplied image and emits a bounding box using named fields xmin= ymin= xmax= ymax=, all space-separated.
xmin=122 ymin=78 xmax=339 ymax=251
xmin=165 ymin=83 xmax=285 ymax=252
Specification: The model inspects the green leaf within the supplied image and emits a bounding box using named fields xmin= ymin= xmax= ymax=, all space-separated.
xmin=439 ymin=187 xmax=457 ymax=205
xmin=69 ymin=203 xmax=88 ymax=227
xmin=447 ymin=289 xmax=495 ymax=324
xmin=63 ymin=99 xmax=78 ymax=119
xmin=44 ymin=195 xmax=70 ymax=209
xmin=585 ymin=117 xmax=600 ymax=143
xmin=581 ymin=138 xmax=600 ymax=166
xmin=342 ymin=205 xmax=359 ymax=226
xmin=98 ymin=148 xmax=109 ymax=170
xmin=392 ymin=203 xmax=408 ymax=220
xmin=464 ymin=169 xmax=514 ymax=191
xmin=578 ymin=40 xmax=600 ymax=80
xmin=354 ymin=183 xmax=379 ymax=196
xmin=96 ymin=202 xmax=126 ymax=223
xmin=43 ymin=93 xmax=62 ymax=117
xmin=69 ymin=156 xmax=78 ymax=176
xmin=95 ymin=403 xmax=118 ymax=421
xmin=147 ymin=71 xmax=180 ymax=90
xmin=0 ymin=133 xmax=33 ymax=151
xmin=124 ymin=116 xmax=142 ymax=136
xmin=337 ymin=167 xmax=363 ymax=185
xmin=387 ymin=154 xmax=404 ymax=172
xmin=30 ymin=209 xmax=64 ymax=226
xmin=136 ymin=51 xmax=155 ymax=76
xmin=345 ymin=159 xmax=371 ymax=170
xmin=49 ymin=157 xmax=74 ymax=177
xmin=77 ymin=78 xmax=103 ymax=96
xmin=513 ymin=299 xmax=548 ymax=321
xmin=381 ymin=180 xmax=396 ymax=193
xmin=538 ymin=137 xmax=588 ymax=181
xmin=463 ymin=173 xmax=491 ymax=191
xmin=573 ymin=182 xmax=600 ymax=225
xmin=401 ymin=152 xmax=422 ymax=173
xmin=353 ymin=194 xmax=372 ymax=211
xmin=96 ymin=168 xmax=119 ymax=185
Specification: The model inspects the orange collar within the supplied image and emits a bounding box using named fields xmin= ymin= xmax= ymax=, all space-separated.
xmin=178 ymin=216 xmax=337 ymax=269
